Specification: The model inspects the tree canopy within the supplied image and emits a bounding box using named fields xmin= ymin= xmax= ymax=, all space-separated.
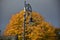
xmin=4 ymin=10 xmax=56 ymax=40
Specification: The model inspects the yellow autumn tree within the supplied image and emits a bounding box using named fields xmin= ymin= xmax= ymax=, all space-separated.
xmin=4 ymin=10 xmax=57 ymax=40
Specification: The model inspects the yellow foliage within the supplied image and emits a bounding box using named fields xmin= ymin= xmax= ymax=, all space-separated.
xmin=4 ymin=10 xmax=56 ymax=40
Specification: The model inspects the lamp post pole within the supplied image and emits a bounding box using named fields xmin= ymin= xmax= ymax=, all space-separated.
xmin=23 ymin=0 xmax=26 ymax=40
xmin=23 ymin=0 xmax=32 ymax=40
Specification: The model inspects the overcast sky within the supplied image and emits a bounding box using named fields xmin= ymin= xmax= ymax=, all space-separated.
xmin=0 ymin=0 xmax=60 ymax=33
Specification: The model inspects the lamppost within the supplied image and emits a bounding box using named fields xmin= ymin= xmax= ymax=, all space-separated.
xmin=23 ymin=0 xmax=32 ymax=40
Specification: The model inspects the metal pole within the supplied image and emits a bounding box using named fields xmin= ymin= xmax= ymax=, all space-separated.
xmin=23 ymin=13 xmax=26 ymax=40
xmin=23 ymin=0 xmax=32 ymax=40
xmin=23 ymin=0 xmax=26 ymax=39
